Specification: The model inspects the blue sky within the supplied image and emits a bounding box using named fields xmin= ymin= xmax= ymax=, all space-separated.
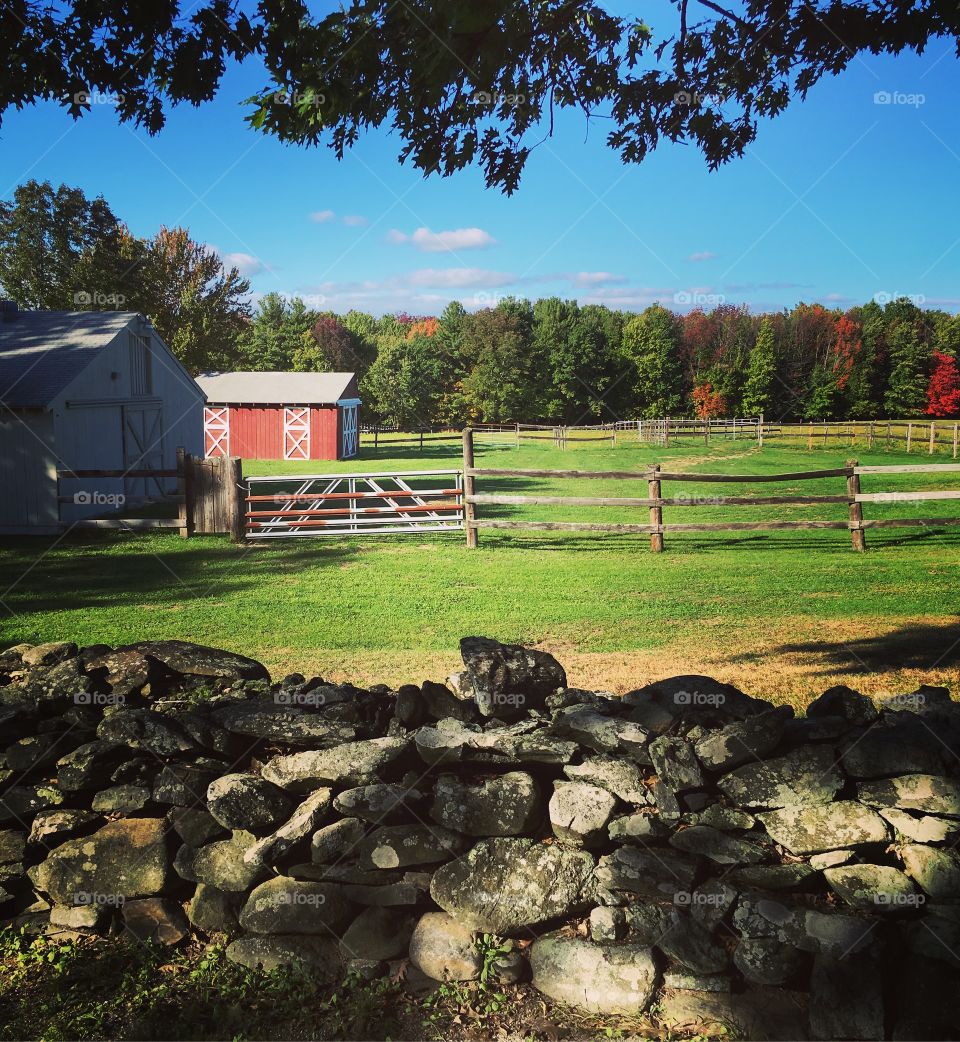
xmin=1 ymin=27 xmax=958 ymax=317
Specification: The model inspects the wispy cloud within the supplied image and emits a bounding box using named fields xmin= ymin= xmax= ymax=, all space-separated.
xmin=342 ymin=214 xmax=369 ymax=227
xmin=688 ymin=251 xmax=717 ymax=262
xmin=568 ymin=271 xmax=627 ymax=287
xmin=309 ymin=210 xmax=336 ymax=223
xmin=387 ymin=226 xmax=497 ymax=252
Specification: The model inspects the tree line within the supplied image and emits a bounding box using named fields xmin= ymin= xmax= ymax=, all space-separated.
xmin=2 ymin=180 xmax=959 ymax=425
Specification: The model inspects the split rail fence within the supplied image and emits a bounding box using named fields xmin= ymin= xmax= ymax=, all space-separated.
xmin=460 ymin=429 xmax=960 ymax=552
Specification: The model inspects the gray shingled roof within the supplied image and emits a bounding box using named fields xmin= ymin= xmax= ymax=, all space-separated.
xmin=0 ymin=309 xmax=135 ymax=408
xmin=196 ymin=371 xmax=358 ymax=405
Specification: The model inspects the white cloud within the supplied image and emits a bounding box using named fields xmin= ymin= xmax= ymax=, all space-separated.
xmin=688 ymin=251 xmax=717 ymax=262
xmin=388 ymin=226 xmax=497 ymax=252
xmin=342 ymin=214 xmax=369 ymax=227
xmin=219 ymin=251 xmax=265 ymax=277
xmin=309 ymin=210 xmax=336 ymax=223
xmin=568 ymin=271 xmax=627 ymax=287
xmin=407 ymin=267 xmax=515 ymax=288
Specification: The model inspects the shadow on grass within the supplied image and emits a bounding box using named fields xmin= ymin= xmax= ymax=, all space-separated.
xmin=738 ymin=620 xmax=960 ymax=674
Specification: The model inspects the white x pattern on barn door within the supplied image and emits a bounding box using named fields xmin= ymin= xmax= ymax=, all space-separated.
xmin=283 ymin=406 xmax=311 ymax=460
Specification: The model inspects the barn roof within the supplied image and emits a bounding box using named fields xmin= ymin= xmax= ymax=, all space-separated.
xmin=196 ymin=371 xmax=358 ymax=405
xmin=0 ymin=309 xmax=136 ymax=408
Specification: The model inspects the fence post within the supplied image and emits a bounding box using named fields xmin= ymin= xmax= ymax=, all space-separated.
xmin=227 ymin=457 xmax=245 ymax=543
xmin=846 ymin=458 xmax=866 ymax=552
xmin=929 ymin=421 xmax=936 ymax=455
xmin=176 ymin=447 xmax=192 ymax=538
xmin=374 ymin=428 xmax=379 ymax=449
xmin=649 ymin=464 xmax=664 ymax=553
xmin=907 ymin=422 xmax=913 ymax=453
xmin=954 ymin=424 xmax=959 ymax=459
xmin=463 ymin=428 xmax=478 ymax=549
xmin=516 ymin=422 xmax=520 ymax=449
xmin=868 ymin=422 xmax=875 ymax=449
xmin=807 ymin=422 xmax=813 ymax=451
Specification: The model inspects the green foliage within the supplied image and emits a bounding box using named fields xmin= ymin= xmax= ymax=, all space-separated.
xmin=739 ymin=319 xmax=777 ymax=416
xmin=237 ymin=292 xmax=320 ymax=370
xmin=884 ymin=310 xmax=931 ymax=416
xmin=622 ymin=305 xmax=683 ymax=417
xmin=362 ymin=332 xmax=445 ymax=427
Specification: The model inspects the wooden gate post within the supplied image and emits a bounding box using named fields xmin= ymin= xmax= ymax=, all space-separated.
xmin=463 ymin=428 xmax=478 ymax=548
xmin=846 ymin=458 xmax=866 ymax=552
xmin=227 ymin=457 xmax=245 ymax=543
xmin=649 ymin=464 xmax=664 ymax=552
xmin=176 ymin=447 xmax=192 ymax=538
xmin=929 ymin=421 xmax=936 ymax=454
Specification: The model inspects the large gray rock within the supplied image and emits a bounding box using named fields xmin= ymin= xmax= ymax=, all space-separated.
xmin=332 ymin=783 xmax=416 ymax=823
xmin=415 ymin=717 xmax=577 ymax=767
xmin=694 ymin=707 xmax=792 ymax=771
xmin=657 ymin=910 xmax=729 ymax=973
xmin=91 ymin=785 xmax=150 ymax=815
xmin=858 ymin=774 xmax=960 ymax=817
xmin=810 ymin=951 xmax=884 ymax=1041
xmin=187 ymin=883 xmax=240 ymax=936
xmin=807 ymin=685 xmax=878 ymax=726
xmin=0 ymin=785 xmax=64 ymax=824
xmin=458 ymin=636 xmax=565 ymax=718
xmin=529 ymin=936 xmax=657 ymax=1014
xmin=430 ymin=772 xmax=542 ymax=836
xmin=56 ymin=740 xmax=129 ymax=792
xmin=550 ymin=707 xmax=651 ymax=760
xmin=182 ymin=830 xmax=267 ymax=891
xmin=166 ymin=807 xmax=227 ymax=848
xmin=206 ymin=774 xmax=293 ymax=830
xmin=152 ymin=761 xmax=224 ymax=806
xmin=30 ymin=817 xmax=168 ymax=904
xmin=357 ymin=825 xmax=466 ymax=869
xmin=28 ymin=809 xmax=99 ymax=849
xmin=649 ymin=737 xmax=703 ymax=791
xmin=210 ymin=701 xmax=356 ymax=747
xmin=608 ymin=812 xmax=668 ymax=843
xmin=668 ymin=825 xmax=765 ymax=865
xmin=823 ymin=863 xmax=918 ymax=911
xmin=239 ymin=876 xmax=354 ymax=934
xmin=430 ymin=837 xmax=595 ymax=935
xmin=21 ymin=641 xmax=77 ymax=668
xmin=311 ymin=818 xmax=367 ymax=864
xmin=339 ymin=906 xmax=415 ymax=961
xmin=879 ymin=808 xmax=958 ymax=844
xmin=261 ymin=737 xmax=409 ymax=790
xmin=122 ymin=639 xmax=269 ymax=682
xmin=900 ymin=843 xmax=960 ymax=898
xmin=718 ymin=744 xmax=842 ymax=808
xmin=243 ymin=788 xmax=333 ymax=866
xmin=841 ymin=727 xmax=945 ymax=778
xmin=549 ymin=781 xmax=618 ymax=847
xmin=759 ymin=802 xmax=889 ymax=855
xmin=597 ymin=845 xmax=699 ymax=899
xmin=733 ymin=938 xmax=805 ymax=985
xmin=628 ymin=675 xmax=769 ymax=720
xmin=563 ymin=757 xmax=648 ymax=804
xmin=408 ymin=911 xmax=481 ymax=981
xmin=225 ymin=934 xmax=341 ymax=974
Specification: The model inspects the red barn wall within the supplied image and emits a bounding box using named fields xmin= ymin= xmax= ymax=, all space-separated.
xmin=208 ymin=404 xmax=342 ymax=460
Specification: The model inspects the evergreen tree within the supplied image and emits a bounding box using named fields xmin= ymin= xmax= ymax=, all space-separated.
xmin=740 ymin=319 xmax=777 ymax=416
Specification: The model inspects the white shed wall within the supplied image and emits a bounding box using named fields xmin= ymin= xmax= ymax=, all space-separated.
xmin=0 ymin=411 xmax=58 ymax=533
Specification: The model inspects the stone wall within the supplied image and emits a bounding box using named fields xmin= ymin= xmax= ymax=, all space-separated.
xmin=1 ymin=636 xmax=959 ymax=1040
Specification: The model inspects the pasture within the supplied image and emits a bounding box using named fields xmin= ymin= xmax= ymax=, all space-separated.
xmin=1 ymin=434 xmax=959 ymax=710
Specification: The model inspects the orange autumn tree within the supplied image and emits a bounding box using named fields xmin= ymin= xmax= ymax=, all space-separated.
xmin=692 ymin=382 xmax=727 ymax=418
xmin=406 ymin=316 xmax=438 ymax=339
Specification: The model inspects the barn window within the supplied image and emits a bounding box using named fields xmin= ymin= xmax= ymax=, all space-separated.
xmin=130 ymin=334 xmax=153 ymax=395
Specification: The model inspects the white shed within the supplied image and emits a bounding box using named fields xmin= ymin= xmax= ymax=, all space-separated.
xmin=0 ymin=302 xmax=205 ymax=534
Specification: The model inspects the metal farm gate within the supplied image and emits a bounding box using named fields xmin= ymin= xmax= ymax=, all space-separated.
xmin=244 ymin=469 xmax=464 ymax=539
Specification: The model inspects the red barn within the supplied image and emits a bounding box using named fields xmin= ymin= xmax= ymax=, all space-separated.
xmin=197 ymin=371 xmax=360 ymax=460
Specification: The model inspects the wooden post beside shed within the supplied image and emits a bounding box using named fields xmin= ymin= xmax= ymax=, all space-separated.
xmin=227 ymin=457 xmax=245 ymax=543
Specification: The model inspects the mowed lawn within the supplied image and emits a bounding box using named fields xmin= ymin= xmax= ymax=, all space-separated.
xmin=2 ymin=434 xmax=959 ymax=710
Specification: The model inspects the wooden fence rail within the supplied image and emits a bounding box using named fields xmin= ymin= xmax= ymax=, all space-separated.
xmin=460 ymin=429 xmax=960 ymax=552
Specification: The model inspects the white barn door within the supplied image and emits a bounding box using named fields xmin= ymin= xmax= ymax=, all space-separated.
xmin=284 ymin=407 xmax=311 ymax=460
xmin=122 ymin=405 xmax=166 ymax=498
xmin=341 ymin=403 xmax=359 ymax=459
xmin=204 ymin=406 xmax=230 ymax=458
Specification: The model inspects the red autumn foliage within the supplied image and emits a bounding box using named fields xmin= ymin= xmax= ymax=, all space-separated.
xmin=406 ymin=317 xmax=439 ymax=339
xmin=692 ymin=382 xmax=728 ymax=418
xmin=926 ymin=351 xmax=960 ymax=417
xmin=831 ymin=314 xmax=862 ymax=390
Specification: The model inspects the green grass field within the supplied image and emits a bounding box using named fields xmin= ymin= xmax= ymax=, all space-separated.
xmin=2 ymin=434 xmax=959 ymax=709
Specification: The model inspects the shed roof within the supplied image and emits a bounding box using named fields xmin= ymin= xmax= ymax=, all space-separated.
xmin=196 ymin=371 xmax=358 ymax=405
xmin=0 ymin=309 xmax=136 ymax=408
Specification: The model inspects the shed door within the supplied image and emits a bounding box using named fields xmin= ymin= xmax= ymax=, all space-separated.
xmin=122 ymin=404 xmax=166 ymax=499
xmin=283 ymin=407 xmax=311 ymax=460
xmin=341 ymin=403 xmax=359 ymax=459
xmin=204 ymin=406 xmax=230 ymax=458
